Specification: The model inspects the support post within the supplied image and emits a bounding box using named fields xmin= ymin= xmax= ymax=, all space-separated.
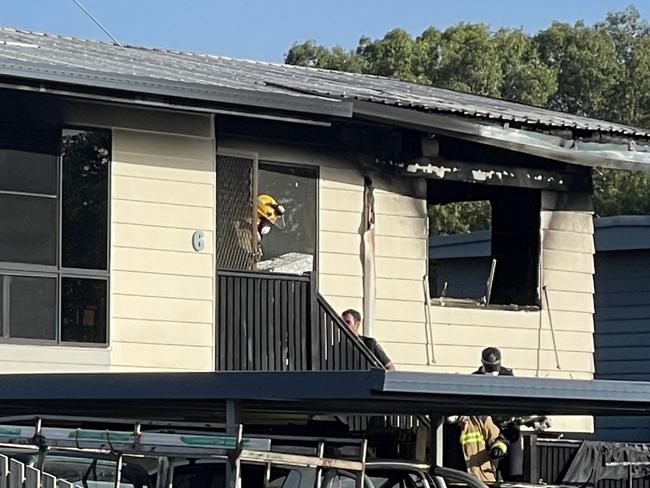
xmin=523 ymin=433 xmax=539 ymax=484
xmin=428 ymin=415 xmax=444 ymax=474
xmin=226 ymin=400 xmax=242 ymax=488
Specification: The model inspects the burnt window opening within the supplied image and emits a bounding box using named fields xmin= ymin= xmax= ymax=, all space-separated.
xmin=428 ymin=181 xmax=541 ymax=308
xmin=256 ymin=163 xmax=317 ymax=275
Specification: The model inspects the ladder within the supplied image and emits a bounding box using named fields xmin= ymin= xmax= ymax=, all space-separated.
xmin=0 ymin=415 xmax=369 ymax=488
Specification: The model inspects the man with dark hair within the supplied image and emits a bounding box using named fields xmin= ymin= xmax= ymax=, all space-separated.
xmin=342 ymin=309 xmax=395 ymax=370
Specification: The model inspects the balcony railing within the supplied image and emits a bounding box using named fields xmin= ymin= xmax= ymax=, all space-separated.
xmin=216 ymin=269 xmax=383 ymax=371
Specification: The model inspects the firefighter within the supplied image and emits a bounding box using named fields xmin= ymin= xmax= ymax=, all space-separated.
xmin=446 ymin=415 xmax=509 ymax=484
xmin=256 ymin=193 xmax=285 ymax=239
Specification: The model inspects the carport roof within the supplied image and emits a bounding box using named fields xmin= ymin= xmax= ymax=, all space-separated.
xmin=0 ymin=370 xmax=648 ymax=420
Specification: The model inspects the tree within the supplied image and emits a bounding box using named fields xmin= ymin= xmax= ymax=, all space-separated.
xmin=285 ymin=9 xmax=650 ymax=233
xmin=495 ymin=28 xmax=557 ymax=106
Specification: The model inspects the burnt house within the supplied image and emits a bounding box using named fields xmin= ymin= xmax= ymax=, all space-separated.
xmin=0 ymin=28 xmax=648 ymax=436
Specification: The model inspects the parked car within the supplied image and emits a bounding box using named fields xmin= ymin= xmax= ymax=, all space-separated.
xmin=0 ymin=446 xmax=152 ymax=488
xmin=155 ymin=457 xmax=484 ymax=488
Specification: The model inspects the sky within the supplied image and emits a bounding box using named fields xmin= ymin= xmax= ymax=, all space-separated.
xmin=2 ymin=1 xmax=650 ymax=63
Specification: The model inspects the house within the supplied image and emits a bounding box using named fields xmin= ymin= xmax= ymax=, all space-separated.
xmin=1 ymin=26 xmax=649 ymax=426
xmin=591 ymin=216 xmax=650 ymax=441
xmin=429 ymin=216 xmax=650 ymax=439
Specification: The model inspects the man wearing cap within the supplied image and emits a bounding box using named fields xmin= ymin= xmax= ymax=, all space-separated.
xmin=474 ymin=346 xmax=513 ymax=376
xmin=473 ymin=346 xmax=521 ymax=481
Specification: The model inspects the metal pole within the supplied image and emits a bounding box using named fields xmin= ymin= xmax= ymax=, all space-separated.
xmin=315 ymin=441 xmax=325 ymax=488
xmin=542 ymin=285 xmax=562 ymax=369
xmin=113 ymin=454 xmax=123 ymax=488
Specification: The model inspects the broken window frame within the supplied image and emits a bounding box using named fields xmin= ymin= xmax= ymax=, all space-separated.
xmin=427 ymin=182 xmax=542 ymax=310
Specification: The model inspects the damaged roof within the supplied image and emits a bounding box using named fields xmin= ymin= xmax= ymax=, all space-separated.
xmin=0 ymin=27 xmax=649 ymax=138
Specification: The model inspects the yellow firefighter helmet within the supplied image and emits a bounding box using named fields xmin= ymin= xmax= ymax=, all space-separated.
xmin=256 ymin=194 xmax=285 ymax=225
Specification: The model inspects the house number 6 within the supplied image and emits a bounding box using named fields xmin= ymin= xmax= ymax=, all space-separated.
xmin=192 ymin=231 xmax=205 ymax=252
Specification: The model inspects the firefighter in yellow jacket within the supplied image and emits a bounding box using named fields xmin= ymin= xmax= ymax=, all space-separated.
xmin=447 ymin=415 xmax=509 ymax=483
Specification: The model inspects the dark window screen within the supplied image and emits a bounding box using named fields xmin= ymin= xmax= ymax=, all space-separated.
xmin=0 ymin=194 xmax=57 ymax=265
xmin=216 ymin=155 xmax=255 ymax=271
xmin=4 ymin=275 xmax=57 ymax=340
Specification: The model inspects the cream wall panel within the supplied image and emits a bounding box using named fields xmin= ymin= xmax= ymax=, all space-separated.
xmin=543 ymin=229 xmax=595 ymax=254
xmin=112 ymin=294 xmax=213 ymax=324
xmin=320 ymin=188 xmax=364 ymax=212
xmin=319 ymin=231 xmax=362 ymax=255
xmin=375 ymin=321 xmax=594 ymax=353
xmin=402 ymin=364 xmax=594 ymax=379
xmin=543 ymin=249 xmax=595 ymax=273
xmin=114 ymin=130 xmax=214 ymax=161
xmin=386 ymin=343 xmax=594 ymax=372
xmin=112 ymin=271 xmax=213 ymax=301
xmin=319 ymin=167 xmax=365 ymax=190
xmin=113 ymin=224 xmax=214 ymax=254
xmin=113 ymin=200 xmax=213 ymax=230
xmin=0 ymin=361 xmax=110 ymax=373
xmin=111 ymin=124 xmax=215 ymax=372
xmin=375 ymin=193 xmax=428 ymax=218
xmin=541 ymin=211 xmax=593 ymax=234
xmin=320 ymin=274 xmax=363 ymax=299
xmin=427 ymin=307 xmax=593 ymax=332
xmin=543 ymin=270 xmax=594 ymax=294
xmin=319 ymin=253 xmax=363 ymax=277
xmin=0 ymin=345 xmax=108 ymax=373
xmin=0 ymin=345 xmax=110 ymax=368
xmin=112 ymin=247 xmax=213 ymax=277
xmin=111 ymin=343 xmax=213 ymax=370
xmin=113 ymin=155 xmax=214 ymax=180
xmin=376 ymin=299 xmax=426 ymax=323
xmin=111 ymin=319 xmax=212 ymax=347
xmin=375 ymin=215 xmax=428 ymax=239
xmin=320 ymin=210 xmax=362 ymax=233
xmin=547 ymin=416 xmax=593 ymax=433
xmin=544 ymin=290 xmax=594 ymax=314
xmin=112 ymin=175 xmax=214 ymax=208
xmin=376 ymin=257 xmax=427 ymax=280
xmin=376 ymin=236 xmax=427 ymax=259
xmin=376 ymin=278 xmax=424 ymax=302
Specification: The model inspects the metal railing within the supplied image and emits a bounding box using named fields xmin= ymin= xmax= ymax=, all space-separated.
xmin=216 ymin=269 xmax=382 ymax=371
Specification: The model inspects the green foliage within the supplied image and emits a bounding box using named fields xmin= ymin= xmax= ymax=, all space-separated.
xmin=284 ymin=7 xmax=650 ymax=233
xmin=428 ymin=201 xmax=492 ymax=235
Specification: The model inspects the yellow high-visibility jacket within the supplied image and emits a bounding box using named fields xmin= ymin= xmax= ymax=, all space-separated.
xmin=457 ymin=416 xmax=508 ymax=483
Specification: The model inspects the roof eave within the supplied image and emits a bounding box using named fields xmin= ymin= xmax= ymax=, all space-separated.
xmin=354 ymin=101 xmax=650 ymax=172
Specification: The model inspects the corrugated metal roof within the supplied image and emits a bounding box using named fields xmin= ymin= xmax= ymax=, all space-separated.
xmin=1 ymin=27 xmax=649 ymax=138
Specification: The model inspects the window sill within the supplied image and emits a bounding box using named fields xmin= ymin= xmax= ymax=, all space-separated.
xmin=429 ymin=297 xmax=540 ymax=312
xmin=0 ymin=339 xmax=109 ymax=348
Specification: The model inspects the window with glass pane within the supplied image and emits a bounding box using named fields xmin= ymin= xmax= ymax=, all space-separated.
xmin=62 ymin=129 xmax=110 ymax=270
xmin=61 ymin=278 xmax=107 ymax=344
xmin=257 ymin=164 xmax=317 ymax=271
xmin=0 ymin=124 xmax=109 ymax=345
xmin=0 ymin=275 xmax=57 ymax=340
